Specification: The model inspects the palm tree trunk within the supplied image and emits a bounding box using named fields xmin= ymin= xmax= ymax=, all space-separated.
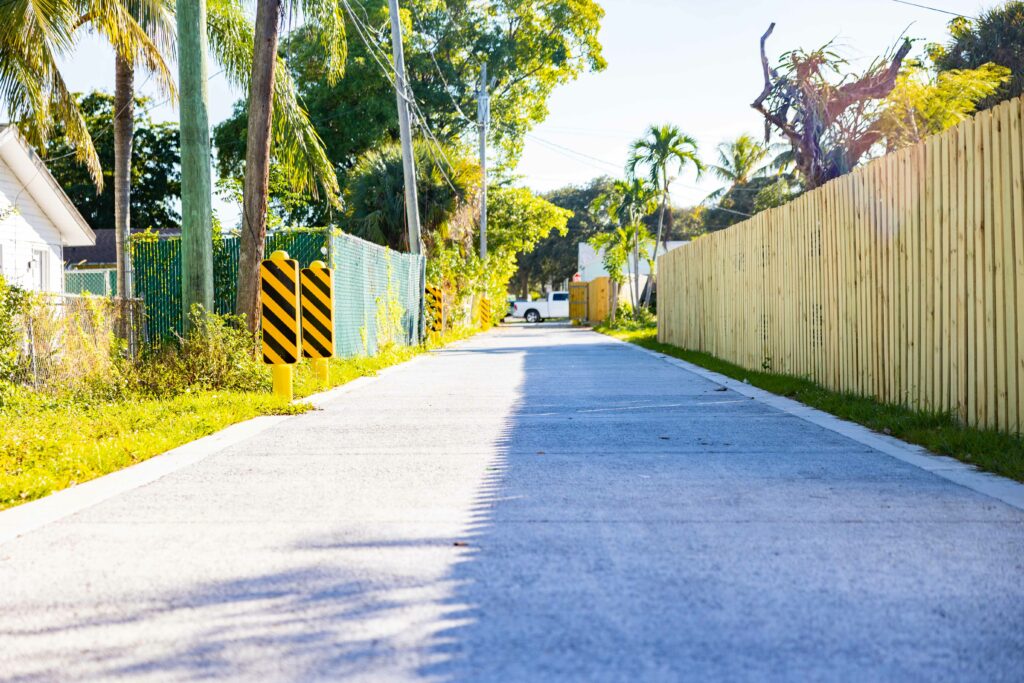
xmin=236 ymin=0 xmax=282 ymax=333
xmin=631 ymin=229 xmax=640 ymax=314
xmin=113 ymin=55 xmax=134 ymax=301
xmin=644 ymin=196 xmax=667 ymax=309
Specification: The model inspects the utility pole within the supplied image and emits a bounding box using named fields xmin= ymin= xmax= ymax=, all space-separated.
xmin=177 ymin=0 xmax=214 ymax=328
xmin=477 ymin=62 xmax=489 ymax=260
xmin=387 ymin=0 xmax=422 ymax=255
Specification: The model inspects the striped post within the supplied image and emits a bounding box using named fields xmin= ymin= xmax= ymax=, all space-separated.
xmin=260 ymin=250 xmax=300 ymax=400
xmin=301 ymin=260 xmax=335 ymax=383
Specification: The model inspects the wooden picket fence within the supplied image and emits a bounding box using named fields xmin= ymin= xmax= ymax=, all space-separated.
xmin=658 ymin=95 xmax=1024 ymax=434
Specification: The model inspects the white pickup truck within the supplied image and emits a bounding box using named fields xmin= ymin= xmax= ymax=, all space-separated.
xmin=508 ymin=291 xmax=570 ymax=323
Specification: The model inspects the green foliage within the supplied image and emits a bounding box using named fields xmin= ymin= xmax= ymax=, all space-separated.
xmin=879 ymin=61 xmax=1011 ymax=149
xmin=932 ymin=2 xmax=1024 ymax=111
xmin=0 ymin=277 xmax=26 ymax=393
xmin=44 ymin=92 xmax=181 ymax=232
xmin=626 ymin=124 xmax=704 ymax=199
xmin=604 ymin=327 xmax=1024 ymax=484
xmin=206 ymin=0 xmax=343 ymax=206
xmin=597 ymin=304 xmax=655 ymax=330
xmin=134 ymin=307 xmax=269 ymax=395
xmin=214 ymin=0 xmax=606 ymax=220
xmin=483 ymin=186 xmax=571 ymax=302
xmin=705 ymin=134 xmax=777 ymax=202
xmin=703 ymin=175 xmax=801 ymax=232
xmin=513 ymin=176 xmax=615 ymax=297
xmin=344 ymin=140 xmax=480 ymax=252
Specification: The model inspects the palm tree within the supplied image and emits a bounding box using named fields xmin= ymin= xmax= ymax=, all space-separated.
xmin=705 ymin=133 xmax=773 ymax=202
xmin=590 ymin=177 xmax=657 ymax=312
xmin=626 ymin=124 xmax=703 ymax=308
xmin=235 ymin=0 xmax=346 ymax=332
xmin=0 ymin=0 xmax=341 ymax=315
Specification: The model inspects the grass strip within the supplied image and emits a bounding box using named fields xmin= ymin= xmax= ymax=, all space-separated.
xmin=600 ymin=327 xmax=1024 ymax=484
xmin=0 ymin=328 xmax=477 ymax=509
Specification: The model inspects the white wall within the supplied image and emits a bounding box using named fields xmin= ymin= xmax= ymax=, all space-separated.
xmin=578 ymin=241 xmax=689 ymax=282
xmin=0 ymin=157 xmax=64 ymax=292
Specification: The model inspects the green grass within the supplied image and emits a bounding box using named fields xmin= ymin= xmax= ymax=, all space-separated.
xmin=0 ymin=327 xmax=478 ymax=510
xmin=600 ymin=326 xmax=1024 ymax=484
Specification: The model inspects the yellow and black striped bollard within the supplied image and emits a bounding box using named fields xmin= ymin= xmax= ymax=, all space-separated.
xmin=425 ymin=285 xmax=444 ymax=341
xmin=300 ymin=260 xmax=335 ymax=383
xmin=260 ymin=250 xmax=300 ymax=400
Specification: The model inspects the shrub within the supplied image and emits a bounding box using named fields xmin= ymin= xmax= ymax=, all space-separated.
xmin=135 ymin=307 xmax=270 ymax=395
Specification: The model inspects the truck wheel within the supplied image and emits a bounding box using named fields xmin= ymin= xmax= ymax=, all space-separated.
xmin=525 ymin=309 xmax=541 ymax=324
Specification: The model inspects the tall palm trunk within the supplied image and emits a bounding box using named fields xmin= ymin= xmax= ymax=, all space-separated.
xmin=236 ymin=0 xmax=282 ymax=333
xmin=113 ymin=55 xmax=134 ymax=301
xmin=643 ymin=170 xmax=669 ymax=309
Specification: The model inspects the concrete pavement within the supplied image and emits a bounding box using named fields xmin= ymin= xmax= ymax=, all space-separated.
xmin=1 ymin=324 xmax=1023 ymax=681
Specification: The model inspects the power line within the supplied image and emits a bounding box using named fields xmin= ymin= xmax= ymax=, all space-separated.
xmin=890 ymin=0 xmax=973 ymax=19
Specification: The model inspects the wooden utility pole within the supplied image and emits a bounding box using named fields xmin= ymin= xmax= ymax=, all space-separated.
xmin=387 ymin=0 xmax=422 ymax=254
xmin=477 ymin=62 xmax=489 ymax=260
xmin=177 ymin=0 xmax=214 ymax=327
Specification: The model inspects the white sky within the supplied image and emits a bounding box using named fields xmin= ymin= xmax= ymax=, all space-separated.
xmin=54 ymin=0 xmax=985 ymax=222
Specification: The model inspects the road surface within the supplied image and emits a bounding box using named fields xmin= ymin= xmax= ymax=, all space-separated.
xmin=1 ymin=324 xmax=1023 ymax=681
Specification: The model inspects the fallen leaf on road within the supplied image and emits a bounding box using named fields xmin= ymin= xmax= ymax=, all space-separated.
xmin=714 ymin=387 xmax=728 ymax=392
xmin=453 ymin=541 xmax=469 ymax=547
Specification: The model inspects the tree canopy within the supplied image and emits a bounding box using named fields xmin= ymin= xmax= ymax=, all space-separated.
xmin=45 ymin=92 xmax=181 ymax=232
xmin=512 ymin=177 xmax=614 ymax=297
xmin=214 ymin=0 xmax=606 ymax=223
xmin=932 ymin=2 xmax=1024 ymax=111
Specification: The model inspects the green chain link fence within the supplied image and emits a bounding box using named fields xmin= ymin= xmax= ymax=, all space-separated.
xmin=329 ymin=232 xmax=424 ymax=357
xmin=133 ymin=229 xmax=425 ymax=357
xmin=64 ymin=269 xmax=117 ymax=296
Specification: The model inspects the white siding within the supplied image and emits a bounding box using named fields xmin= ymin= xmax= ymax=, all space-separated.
xmin=0 ymin=157 xmax=64 ymax=292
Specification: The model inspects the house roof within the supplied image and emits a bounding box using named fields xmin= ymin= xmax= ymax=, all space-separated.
xmin=65 ymin=227 xmax=180 ymax=266
xmin=0 ymin=125 xmax=95 ymax=247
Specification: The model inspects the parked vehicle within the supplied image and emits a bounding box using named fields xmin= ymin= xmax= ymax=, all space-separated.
xmin=508 ymin=291 xmax=570 ymax=323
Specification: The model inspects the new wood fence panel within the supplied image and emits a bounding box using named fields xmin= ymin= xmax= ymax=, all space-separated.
xmin=658 ymin=95 xmax=1024 ymax=434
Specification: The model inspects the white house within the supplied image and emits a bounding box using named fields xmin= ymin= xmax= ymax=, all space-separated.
xmin=0 ymin=125 xmax=95 ymax=292
xmin=577 ymin=240 xmax=689 ymax=282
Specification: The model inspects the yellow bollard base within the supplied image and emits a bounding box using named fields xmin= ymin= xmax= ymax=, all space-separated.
xmin=313 ymin=358 xmax=330 ymax=384
xmin=272 ymin=364 xmax=293 ymax=401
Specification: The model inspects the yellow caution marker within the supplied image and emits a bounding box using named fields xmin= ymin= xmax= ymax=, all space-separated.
xmin=300 ymin=260 xmax=335 ymax=384
xmin=425 ymin=285 xmax=444 ymax=341
xmin=261 ymin=250 xmax=300 ymax=400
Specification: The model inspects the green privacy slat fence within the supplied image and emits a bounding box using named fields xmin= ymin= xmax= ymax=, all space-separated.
xmin=133 ymin=231 xmax=326 ymax=340
xmin=64 ymin=269 xmax=116 ymax=296
xmin=329 ymin=232 xmax=425 ymax=357
xmin=133 ymin=229 xmax=425 ymax=357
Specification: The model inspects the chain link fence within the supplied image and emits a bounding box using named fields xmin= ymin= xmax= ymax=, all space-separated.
xmin=64 ymin=269 xmax=117 ymax=297
xmin=9 ymin=293 xmax=145 ymax=391
xmin=329 ymin=233 xmax=425 ymax=357
xmin=133 ymin=229 xmax=426 ymax=357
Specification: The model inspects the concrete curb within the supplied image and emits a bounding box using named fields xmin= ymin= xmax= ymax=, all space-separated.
xmin=0 ymin=334 xmax=483 ymax=545
xmin=601 ymin=332 xmax=1024 ymax=512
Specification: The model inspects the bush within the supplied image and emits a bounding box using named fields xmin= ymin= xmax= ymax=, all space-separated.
xmin=600 ymin=303 xmax=656 ymax=332
xmin=134 ymin=307 xmax=270 ymax=396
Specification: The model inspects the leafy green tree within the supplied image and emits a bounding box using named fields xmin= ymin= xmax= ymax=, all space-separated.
xmin=590 ymin=178 xmax=658 ymax=311
xmin=485 ymin=187 xmax=571 ymax=301
xmin=45 ymin=92 xmax=181 ymax=233
xmin=879 ymin=61 xmax=1010 ymax=149
xmin=512 ymin=177 xmax=614 ymax=297
xmin=626 ymin=124 xmax=703 ymax=306
xmin=932 ymin=3 xmax=1024 ymax=111
xmin=214 ymin=0 xmax=606 ymax=218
